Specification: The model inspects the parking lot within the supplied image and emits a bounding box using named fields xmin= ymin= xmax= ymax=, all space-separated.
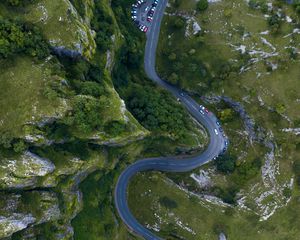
xmin=131 ymin=0 xmax=159 ymax=33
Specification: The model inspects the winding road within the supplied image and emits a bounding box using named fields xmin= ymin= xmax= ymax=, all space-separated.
xmin=114 ymin=0 xmax=226 ymax=239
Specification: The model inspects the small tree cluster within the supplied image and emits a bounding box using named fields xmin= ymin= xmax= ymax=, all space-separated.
xmin=0 ymin=19 xmax=49 ymax=59
xmin=196 ymin=0 xmax=209 ymax=11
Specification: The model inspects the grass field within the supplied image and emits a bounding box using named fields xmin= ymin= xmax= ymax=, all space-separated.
xmin=0 ymin=56 xmax=67 ymax=139
xmin=129 ymin=172 xmax=300 ymax=240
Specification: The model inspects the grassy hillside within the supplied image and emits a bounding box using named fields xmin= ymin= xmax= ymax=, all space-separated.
xmin=0 ymin=0 xmax=209 ymax=238
xmin=126 ymin=0 xmax=300 ymax=239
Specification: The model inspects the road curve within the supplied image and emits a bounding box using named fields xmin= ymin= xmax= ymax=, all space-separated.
xmin=114 ymin=0 xmax=226 ymax=239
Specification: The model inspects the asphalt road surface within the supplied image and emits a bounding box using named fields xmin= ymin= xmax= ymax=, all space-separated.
xmin=114 ymin=0 xmax=227 ymax=239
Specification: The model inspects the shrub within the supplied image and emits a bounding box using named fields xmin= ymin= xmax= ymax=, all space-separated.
xmin=3 ymin=0 xmax=34 ymax=6
xmin=0 ymin=19 xmax=49 ymax=59
xmin=159 ymin=196 xmax=178 ymax=209
xmin=196 ymin=0 xmax=209 ymax=11
xmin=104 ymin=121 xmax=126 ymax=137
xmin=215 ymin=154 xmax=237 ymax=174
xmin=65 ymin=97 xmax=104 ymax=134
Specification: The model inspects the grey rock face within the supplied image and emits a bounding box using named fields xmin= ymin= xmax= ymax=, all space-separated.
xmin=0 ymin=191 xmax=60 ymax=238
xmin=0 ymin=151 xmax=55 ymax=190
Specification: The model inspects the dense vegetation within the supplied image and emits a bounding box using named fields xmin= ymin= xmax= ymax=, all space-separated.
xmin=3 ymin=0 xmax=35 ymax=6
xmin=110 ymin=0 xmax=200 ymax=141
xmin=196 ymin=0 xmax=209 ymax=11
xmin=0 ymin=19 xmax=49 ymax=59
xmin=92 ymin=1 xmax=115 ymax=52
xmin=128 ymin=86 xmax=190 ymax=139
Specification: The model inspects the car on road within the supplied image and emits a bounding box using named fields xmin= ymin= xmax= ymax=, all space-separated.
xmin=137 ymin=0 xmax=145 ymax=5
xmin=214 ymin=129 xmax=218 ymax=135
xmin=152 ymin=0 xmax=159 ymax=7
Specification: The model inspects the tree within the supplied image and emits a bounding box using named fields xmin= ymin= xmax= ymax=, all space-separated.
xmin=66 ymin=96 xmax=104 ymax=134
xmin=0 ymin=19 xmax=49 ymax=59
xmin=196 ymin=0 xmax=209 ymax=11
xmin=4 ymin=0 xmax=34 ymax=6
xmin=215 ymin=154 xmax=237 ymax=174
xmin=128 ymin=86 xmax=190 ymax=139
xmin=169 ymin=73 xmax=179 ymax=85
xmin=275 ymin=103 xmax=286 ymax=114
xmin=159 ymin=196 xmax=178 ymax=209
xmin=218 ymin=108 xmax=234 ymax=122
xmin=168 ymin=53 xmax=177 ymax=61
xmin=104 ymin=121 xmax=126 ymax=137
xmin=173 ymin=0 xmax=182 ymax=8
xmin=173 ymin=17 xmax=185 ymax=28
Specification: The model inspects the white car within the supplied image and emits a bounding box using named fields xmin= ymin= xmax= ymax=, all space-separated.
xmin=214 ymin=129 xmax=218 ymax=135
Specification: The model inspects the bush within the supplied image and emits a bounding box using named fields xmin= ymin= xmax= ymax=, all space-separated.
xmin=0 ymin=19 xmax=49 ymax=59
xmin=104 ymin=121 xmax=126 ymax=137
xmin=3 ymin=0 xmax=34 ymax=6
xmin=235 ymin=158 xmax=262 ymax=184
xmin=196 ymin=0 xmax=209 ymax=11
xmin=173 ymin=17 xmax=185 ymax=28
xmin=92 ymin=1 xmax=114 ymax=52
xmin=215 ymin=154 xmax=237 ymax=174
xmin=159 ymin=196 xmax=178 ymax=209
xmin=65 ymin=97 xmax=104 ymax=134
xmin=80 ymin=81 xmax=105 ymax=97
xmin=218 ymin=108 xmax=234 ymax=122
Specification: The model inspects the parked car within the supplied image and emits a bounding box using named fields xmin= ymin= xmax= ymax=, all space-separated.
xmin=214 ymin=129 xmax=218 ymax=135
xmin=143 ymin=26 xmax=148 ymax=32
xmin=147 ymin=16 xmax=153 ymax=22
